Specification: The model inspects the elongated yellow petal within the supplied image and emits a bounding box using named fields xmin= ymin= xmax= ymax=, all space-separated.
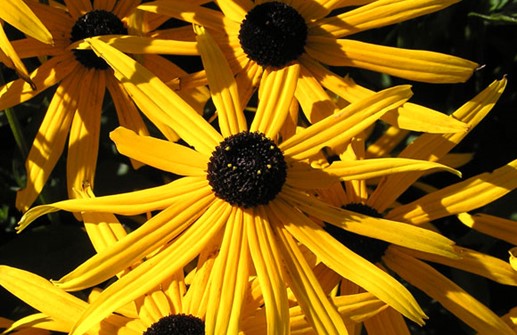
xmin=66 ymin=69 xmax=105 ymax=200
xmin=195 ymin=25 xmax=247 ymax=137
xmin=323 ymin=157 xmax=461 ymax=180
xmin=110 ymin=127 xmax=207 ymax=176
xmin=0 ymin=266 xmax=86 ymax=327
xmin=246 ymin=207 xmax=289 ymax=335
xmin=0 ymin=25 xmax=33 ymax=86
xmin=55 ymin=189 xmax=214 ymax=291
xmin=2 ymin=0 xmax=53 ymax=44
xmin=2 ymin=313 xmax=71 ymax=334
xmin=206 ymin=208 xmax=250 ymax=335
xmin=250 ymin=63 xmax=300 ymax=139
xmin=281 ymin=187 xmax=458 ymax=259
xmin=85 ymin=38 xmax=222 ymax=155
xmin=300 ymin=56 xmax=470 ymax=133
xmin=384 ymin=248 xmax=515 ymax=335
xmin=280 ymin=85 xmax=412 ymax=160
xmin=369 ymin=78 xmax=507 ymax=212
xmin=366 ymin=127 xmax=409 ymax=158
xmin=15 ymin=68 xmax=82 ymax=212
xmin=306 ymin=37 xmax=477 ymax=83
xmin=458 ymin=213 xmax=517 ymax=246
xmin=216 ymin=0 xmax=250 ymax=23
xmin=312 ymin=0 xmax=459 ymax=38
xmin=17 ymin=177 xmax=209 ymax=232
xmin=0 ymin=53 xmax=77 ymax=110
xmin=388 ymin=159 xmax=517 ymax=225
xmin=69 ymin=200 xmax=231 ymax=335
xmin=270 ymin=212 xmax=350 ymax=335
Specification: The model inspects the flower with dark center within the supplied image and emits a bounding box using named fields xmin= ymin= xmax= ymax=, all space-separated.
xmin=238 ymin=1 xmax=307 ymax=68
xmin=70 ymin=10 xmax=128 ymax=69
xmin=324 ymin=203 xmax=389 ymax=264
xmin=143 ymin=314 xmax=205 ymax=335
xmin=207 ymin=131 xmax=287 ymax=208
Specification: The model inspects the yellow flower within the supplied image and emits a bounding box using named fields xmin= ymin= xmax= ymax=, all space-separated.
xmin=0 ymin=0 xmax=206 ymax=212
xmin=137 ymin=0 xmax=478 ymax=126
xmin=0 ymin=0 xmax=52 ymax=86
xmin=314 ymin=78 xmax=517 ymax=334
xmin=16 ymin=31 xmax=462 ymax=335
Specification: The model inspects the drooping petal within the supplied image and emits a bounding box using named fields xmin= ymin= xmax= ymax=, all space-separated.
xmin=457 ymin=213 xmax=517 ymax=246
xmin=2 ymin=313 xmax=71 ymax=334
xmin=2 ymin=0 xmax=53 ymax=44
xmin=311 ymin=0 xmax=460 ymax=38
xmin=17 ymin=177 xmax=209 ymax=232
xmin=195 ymin=25 xmax=247 ymax=137
xmin=305 ymin=37 xmax=477 ymax=83
xmin=69 ymin=200 xmax=231 ymax=335
xmin=110 ymin=127 xmax=207 ymax=176
xmin=246 ymin=206 xmax=290 ymax=335
xmin=55 ymin=189 xmax=214 ymax=291
xmin=269 ymin=211 xmax=350 ymax=335
xmin=0 ymin=25 xmax=33 ymax=86
xmin=205 ymin=208 xmax=250 ymax=335
xmin=270 ymin=197 xmax=427 ymax=325
xmin=85 ymin=38 xmax=222 ymax=155
xmin=384 ymin=248 xmax=515 ymax=335
xmin=280 ymin=85 xmax=412 ymax=160
xmin=250 ymin=63 xmax=300 ymax=139
xmin=387 ymin=159 xmax=517 ymax=225
xmin=364 ymin=307 xmax=411 ymax=335
xmin=15 ymin=67 xmax=81 ymax=211
xmin=368 ymin=78 xmax=507 ymax=212
xmin=66 ymin=69 xmax=105 ymax=199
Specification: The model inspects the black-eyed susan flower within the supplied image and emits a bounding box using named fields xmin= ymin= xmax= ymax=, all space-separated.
xmin=16 ymin=29 xmax=464 ymax=335
xmin=137 ymin=0 xmax=478 ymax=129
xmin=0 ymin=0 xmax=53 ymax=86
xmin=0 ymin=0 xmax=207 ymax=212
xmin=311 ymin=78 xmax=517 ymax=334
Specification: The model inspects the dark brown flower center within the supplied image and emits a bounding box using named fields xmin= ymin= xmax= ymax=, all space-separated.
xmin=70 ymin=10 xmax=127 ymax=69
xmin=238 ymin=1 xmax=307 ymax=68
xmin=143 ymin=314 xmax=204 ymax=335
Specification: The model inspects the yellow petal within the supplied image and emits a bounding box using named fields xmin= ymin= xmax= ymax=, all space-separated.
xmin=55 ymin=190 xmax=214 ymax=291
xmin=271 ymin=197 xmax=427 ymax=325
xmin=458 ymin=213 xmax=517 ymax=246
xmin=85 ymin=38 xmax=222 ymax=155
xmin=281 ymin=187 xmax=458 ymax=259
xmin=194 ymin=25 xmax=247 ymax=137
xmin=366 ymin=127 xmax=409 ymax=158
xmin=312 ymin=0 xmax=459 ymax=38
xmin=387 ymin=159 xmax=517 ymax=225
xmin=69 ymin=199 xmax=230 ymax=335
xmin=305 ymin=37 xmax=477 ymax=83
xmin=270 ymin=213 xmax=350 ymax=335
xmin=17 ymin=177 xmax=208 ymax=232
xmin=0 ymin=266 xmax=86 ymax=327
xmin=280 ymin=85 xmax=412 ymax=160
xmin=2 ymin=0 xmax=53 ymax=44
xmin=250 ymin=63 xmax=300 ymax=139
xmin=509 ymin=247 xmax=517 ymax=272
xmin=384 ymin=248 xmax=515 ymax=335
xmin=2 ymin=313 xmax=71 ymax=334
xmin=323 ymin=157 xmax=461 ymax=180
xmin=216 ymin=0 xmax=250 ymax=23
xmin=110 ymin=127 xmax=207 ymax=176
xmin=369 ymin=78 xmax=507 ymax=212
xmin=15 ymin=68 xmax=82 ymax=212
xmin=246 ymin=207 xmax=290 ymax=335
xmin=66 ymin=69 xmax=105 ymax=199
xmin=205 ymin=208 xmax=250 ymax=334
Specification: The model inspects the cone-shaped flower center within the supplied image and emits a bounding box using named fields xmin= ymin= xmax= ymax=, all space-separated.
xmin=207 ymin=131 xmax=287 ymax=208
xmin=324 ymin=203 xmax=389 ymax=264
xmin=143 ymin=314 xmax=205 ymax=335
xmin=239 ymin=1 xmax=307 ymax=68
xmin=70 ymin=10 xmax=127 ymax=69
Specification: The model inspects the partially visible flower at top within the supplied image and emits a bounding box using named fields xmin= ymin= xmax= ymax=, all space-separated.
xmin=16 ymin=31 xmax=464 ymax=335
xmin=137 ymin=0 xmax=479 ymax=131
xmin=313 ymin=78 xmax=517 ymax=334
xmin=0 ymin=0 xmax=53 ymax=87
xmin=0 ymin=0 xmax=208 ymax=212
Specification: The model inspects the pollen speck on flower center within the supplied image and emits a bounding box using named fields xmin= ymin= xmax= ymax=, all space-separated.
xmin=70 ymin=10 xmax=128 ymax=70
xmin=238 ymin=1 xmax=307 ymax=69
xmin=207 ymin=131 xmax=287 ymax=208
